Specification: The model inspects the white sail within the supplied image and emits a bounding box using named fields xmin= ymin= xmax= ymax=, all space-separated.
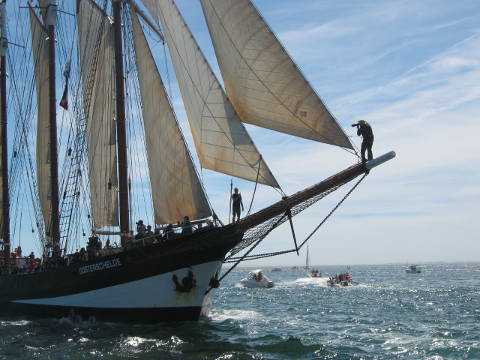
xmin=305 ymin=244 xmax=310 ymax=270
xmin=29 ymin=7 xmax=52 ymax=235
xmin=77 ymin=0 xmax=118 ymax=227
xmin=131 ymin=11 xmax=212 ymax=223
xmin=200 ymin=0 xmax=352 ymax=149
xmin=142 ymin=0 xmax=279 ymax=188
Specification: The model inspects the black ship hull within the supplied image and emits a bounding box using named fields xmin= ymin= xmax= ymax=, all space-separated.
xmin=0 ymin=226 xmax=244 ymax=323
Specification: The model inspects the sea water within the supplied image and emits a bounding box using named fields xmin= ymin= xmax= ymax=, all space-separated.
xmin=0 ymin=263 xmax=478 ymax=359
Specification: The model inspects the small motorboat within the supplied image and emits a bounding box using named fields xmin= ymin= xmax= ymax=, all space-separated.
xmin=240 ymin=269 xmax=274 ymax=288
xmin=327 ymin=272 xmax=352 ymax=286
xmin=405 ymin=264 xmax=421 ymax=273
xmin=271 ymin=267 xmax=282 ymax=272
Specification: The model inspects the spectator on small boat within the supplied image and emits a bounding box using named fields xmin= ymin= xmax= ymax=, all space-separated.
xmin=181 ymin=216 xmax=193 ymax=235
xmin=15 ymin=246 xmax=22 ymax=257
xmin=352 ymin=120 xmax=374 ymax=163
xmin=231 ymin=187 xmax=244 ymax=223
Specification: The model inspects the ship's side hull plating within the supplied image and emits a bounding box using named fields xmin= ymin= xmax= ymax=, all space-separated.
xmin=0 ymin=228 xmax=243 ymax=323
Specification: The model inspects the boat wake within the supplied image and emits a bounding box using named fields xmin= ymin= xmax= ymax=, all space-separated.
xmin=0 ymin=319 xmax=31 ymax=327
xmin=210 ymin=309 xmax=263 ymax=322
xmin=58 ymin=314 xmax=97 ymax=328
xmin=284 ymin=277 xmax=331 ymax=287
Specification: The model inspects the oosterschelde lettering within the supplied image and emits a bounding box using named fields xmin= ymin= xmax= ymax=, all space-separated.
xmin=79 ymin=258 xmax=122 ymax=275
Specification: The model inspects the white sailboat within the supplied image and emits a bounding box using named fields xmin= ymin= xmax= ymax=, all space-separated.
xmin=305 ymin=245 xmax=321 ymax=278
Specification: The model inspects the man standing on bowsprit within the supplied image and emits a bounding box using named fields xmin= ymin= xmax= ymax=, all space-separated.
xmin=231 ymin=187 xmax=244 ymax=223
xmin=353 ymin=120 xmax=374 ymax=163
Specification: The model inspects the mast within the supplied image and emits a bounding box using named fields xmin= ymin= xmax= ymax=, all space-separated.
xmin=0 ymin=0 xmax=10 ymax=264
xmin=46 ymin=0 xmax=60 ymax=256
xmin=112 ymin=0 xmax=129 ymax=238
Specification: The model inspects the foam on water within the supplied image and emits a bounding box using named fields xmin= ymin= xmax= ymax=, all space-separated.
xmin=0 ymin=320 xmax=30 ymax=326
xmin=210 ymin=309 xmax=263 ymax=322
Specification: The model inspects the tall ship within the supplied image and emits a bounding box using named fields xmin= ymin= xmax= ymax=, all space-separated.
xmin=0 ymin=0 xmax=394 ymax=322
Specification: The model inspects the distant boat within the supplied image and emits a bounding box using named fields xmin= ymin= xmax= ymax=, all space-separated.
xmin=405 ymin=264 xmax=421 ymax=274
xmin=271 ymin=268 xmax=282 ymax=272
xmin=327 ymin=272 xmax=352 ymax=286
xmin=240 ymin=270 xmax=274 ymax=288
xmin=305 ymin=245 xmax=321 ymax=278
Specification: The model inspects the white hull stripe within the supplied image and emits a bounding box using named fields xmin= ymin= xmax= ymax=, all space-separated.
xmin=13 ymin=261 xmax=222 ymax=309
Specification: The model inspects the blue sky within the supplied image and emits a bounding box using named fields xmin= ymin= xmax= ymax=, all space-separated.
xmin=170 ymin=0 xmax=480 ymax=266
xmin=9 ymin=0 xmax=480 ymax=266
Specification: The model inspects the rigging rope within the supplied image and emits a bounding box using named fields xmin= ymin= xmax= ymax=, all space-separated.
xmin=224 ymin=173 xmax=367 ymax=264
xmin=246 ymin=156 xmax=261 ymax=216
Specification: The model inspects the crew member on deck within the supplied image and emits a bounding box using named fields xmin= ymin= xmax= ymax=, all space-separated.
xmin=136 ymin=220 xmax=146 ymax=238
xmin=353 ymin=120 xmax=374 ymax=163
xmin=145 ymin=225 xmax=153 ymax=237
xmin=181 ymin=216 xmax=193 ymax=235
xmin=231 ymin=187 xmax=244 ymax=223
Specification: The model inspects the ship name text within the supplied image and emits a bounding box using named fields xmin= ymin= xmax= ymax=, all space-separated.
xmin=79 ymin=258 xmax=122 ymax=275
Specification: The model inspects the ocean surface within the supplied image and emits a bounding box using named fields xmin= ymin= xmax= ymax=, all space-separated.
xmin=0 ymin=263 xmax=479 ymax=359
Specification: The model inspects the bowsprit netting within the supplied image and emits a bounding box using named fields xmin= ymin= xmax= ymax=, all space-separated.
xmin=229 ymin=172 xmax=368 ymax=259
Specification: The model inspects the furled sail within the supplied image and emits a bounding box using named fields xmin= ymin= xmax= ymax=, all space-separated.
xmin=130 ymin=11 xmax=212 ymax=223
xmin=29 ymin=7 xmax=52 ymax=235
xmin=200 ymin=0 xmax=352 ymax=149
xmin=77 ymin=0 xmax=118 ymax=227
xmin=142 ymin=0 xmax=279 ymax=188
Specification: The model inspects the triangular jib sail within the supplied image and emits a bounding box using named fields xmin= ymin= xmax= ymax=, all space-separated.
xmin=200 ymin=0 xmax=352 ymax=149
xmin=130 ymin=10 xmax=212 ymax=223
xmin=143 ymin=0 xmax=279 ymax=188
